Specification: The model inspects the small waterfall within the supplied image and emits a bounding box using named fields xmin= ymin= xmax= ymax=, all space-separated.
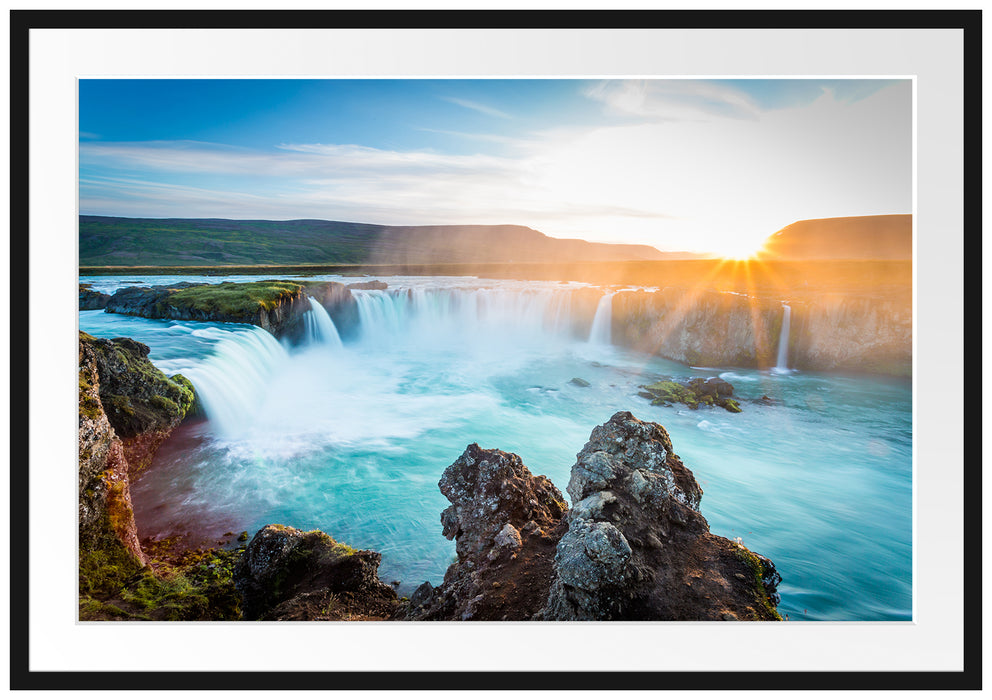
xmin=775 ymin=303 xmax=791 ymax=371
xmin=588 ymin=292 xmax=615 ymax=345
xmin=304 ymin=296 xmax=343 ymax=350
xmin=179 ymin=326 xmax=289 ymax=438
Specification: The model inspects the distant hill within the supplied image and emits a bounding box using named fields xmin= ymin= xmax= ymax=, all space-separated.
xmin=78 ymin=216 xmax=692 ymax=267
xmin=758 ymin=215 xmax=912 ymax=261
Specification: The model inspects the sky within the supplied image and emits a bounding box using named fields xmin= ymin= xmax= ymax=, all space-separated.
xmin=79 ymin=78 xmax=912 ymax=257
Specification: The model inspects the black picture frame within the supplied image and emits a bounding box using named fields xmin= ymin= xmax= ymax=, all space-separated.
xmin=9 ymin=8 xmax=981 ymax=692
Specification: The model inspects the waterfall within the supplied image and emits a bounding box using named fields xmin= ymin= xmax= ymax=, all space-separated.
xmin=775 ymin=303 xmax=791 ymax=371
xmin=588 ymin=292 xmax=615 ymax=345
xmin=179 ymin=326 xmax=289 ymax=438
xmin=352 ymin=287 xmax=581 ymax=351
xmin=304 ymin=296 xmax=343 ymax=350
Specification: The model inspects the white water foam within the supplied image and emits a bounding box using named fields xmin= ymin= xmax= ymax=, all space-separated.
xmin=588 ymin=292 xmax=615 ymax=345
xmin=304 ymin=296 xmax=344 ymax=350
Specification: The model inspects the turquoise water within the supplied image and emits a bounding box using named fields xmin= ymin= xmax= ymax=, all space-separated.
xmin=79 ymin=275 xmax=912 ymax=621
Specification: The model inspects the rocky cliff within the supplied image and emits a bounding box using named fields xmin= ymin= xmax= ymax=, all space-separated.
xmin=401 ymin=412 xmax=781 ymax=621
xmin=402 ymin=444 xmax=568 ymax=621
xmin=787 ymin=295 xmax=912 ymax=375
xmin=101 ymin=280 xmax=355 ymax=340
xmin=79 ymin=332 xmax=195 ymax=578
xmin=612 ymin=288 xmax=910 ymax=376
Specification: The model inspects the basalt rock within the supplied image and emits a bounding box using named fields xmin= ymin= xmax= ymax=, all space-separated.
xmin=640 ymin=376 xmax=742 ymax=413
xmin=78 ymin=332 xmax=196 ymax=569
xmin=539 ymin=411 xmax=781 ymax=621
xmin=400 ymin=443 xmax=568 ymax=621
xmin=233 ymin=524 xmax=398 ymax=621
xmin=79 ymin=284 xmax=111 ymax=310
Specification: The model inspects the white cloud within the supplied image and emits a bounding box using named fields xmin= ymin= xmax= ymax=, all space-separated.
xmin=441 ymin=96 xmax=513 ymax=120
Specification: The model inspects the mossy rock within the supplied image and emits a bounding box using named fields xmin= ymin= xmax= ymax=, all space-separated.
xmin=165 ymin=280 xmax=302 ymax=317
xmin=81 ymin=333 xmax=196 ymax=438
xmin=721 ymin=398 xmax=742 ymax=413
xmin=80 ymin=538 xmax=245 ymax=622
xmin=733 ymin=546 xmax=783 ymax=621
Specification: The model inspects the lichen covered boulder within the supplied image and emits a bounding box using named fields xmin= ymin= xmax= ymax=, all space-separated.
xmin=402 ymin=443 xmax=568 ymax=621
xmin=540 ymin=411 xmax=781 ymax=621
xmin=233 ymin=524 xmax=398 ymax=621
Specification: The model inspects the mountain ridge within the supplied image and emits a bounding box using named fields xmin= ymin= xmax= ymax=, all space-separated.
xmin=79 ymin=215 xmax=693 ymax=267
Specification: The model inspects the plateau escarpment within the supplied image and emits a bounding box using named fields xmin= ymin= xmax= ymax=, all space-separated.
xmin=612 ymin=287 xmax=911 ymax=376
xmin=99 ymin=280 xmax=355 ymax=340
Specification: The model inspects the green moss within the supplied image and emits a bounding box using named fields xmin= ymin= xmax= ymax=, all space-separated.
xmin=166 ymin=281 xmax=302 ymax=317
xmin=643 ymin=381 xmax=694 ymax=404
xmin=734 ymin=547 xmax=783 ymax=621
xmin=722 ymin=398 xmax=742 ymax=413
xmin=149 ymin=395 xmax=178 ymax=413
xmin=78 ymin=370 xmax=104 ymax=420
xmin=79 ymin=531 xmax=144 ymax=596
xmin=80 ymin=540 xmax=244 ymax=621
xmin=105 ymin=394 xmax=134 ymax=416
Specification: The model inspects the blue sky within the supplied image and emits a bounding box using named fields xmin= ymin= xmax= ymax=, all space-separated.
xmin=79 ymin=78 xmax=911 ymax=256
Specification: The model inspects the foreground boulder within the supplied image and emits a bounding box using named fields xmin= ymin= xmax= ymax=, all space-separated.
xmin=540 ymin=411 xmax=780 ymax=620
xmin=233 ymin=525 xmax=398 ymax=621
xmin=401 ymin=444 xmax=568 ymax=621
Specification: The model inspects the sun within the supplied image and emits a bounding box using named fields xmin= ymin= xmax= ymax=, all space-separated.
xmin=714 ymin=239 xmax=766 ymax=261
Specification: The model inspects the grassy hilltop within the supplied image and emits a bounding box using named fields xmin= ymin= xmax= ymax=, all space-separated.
xmin=79 ymin=216 xmax=681 ymax=267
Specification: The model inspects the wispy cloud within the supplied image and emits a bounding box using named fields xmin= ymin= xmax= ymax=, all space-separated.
xmin=79 ymin=138 xmax=676 ymax=236
xmin=584 ymin=80 xmax=763 ymax=121
xmin=442 ymin=96 xmax=513 ymax=120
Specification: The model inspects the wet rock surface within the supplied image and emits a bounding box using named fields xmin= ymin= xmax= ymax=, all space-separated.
xmin=540 ymin=411 xmax=780 ymax=620
xmin=79 ymin=284 xmax=111 ymax=310
xmin=233 ymin=524 xmax=398 ymax=621
xmin=400 ymin=443 xmax=568 ymax=621
xmin=639 ymin=376 xmax=742 ymax=413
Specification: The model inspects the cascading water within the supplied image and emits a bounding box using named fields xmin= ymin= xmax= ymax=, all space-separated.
xmin=352 ymin=286 xmax=581 ymax=354
xmin=304 ymin=296 xmax=344 ymax=350
xmin=588 ymin=292 xmax=615 ymax=345
xmin=177 ymin=326 xmax=289 ymax=438
xmin=774 ymin=303 xmax=792 ymax=372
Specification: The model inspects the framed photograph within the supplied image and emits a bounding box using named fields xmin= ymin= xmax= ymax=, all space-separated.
xmin=10 ymin=8 xmax=979 ymax=692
